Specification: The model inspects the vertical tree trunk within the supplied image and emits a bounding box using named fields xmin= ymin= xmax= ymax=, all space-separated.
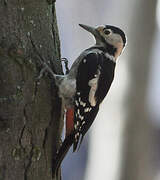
xmin=120 ymin=1 xmax=157 ymax=180
xmin=0 ymin=1 xmax=63 ymax=180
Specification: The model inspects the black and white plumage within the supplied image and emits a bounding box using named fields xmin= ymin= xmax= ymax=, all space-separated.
xmin=51 ymin=24 xmax=126 ymax=176
xmin=73 ymin=50 xmax=116 ymax=151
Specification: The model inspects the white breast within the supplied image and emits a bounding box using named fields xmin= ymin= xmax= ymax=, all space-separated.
xmin=59 ymin=77 xmax=76 ymax=108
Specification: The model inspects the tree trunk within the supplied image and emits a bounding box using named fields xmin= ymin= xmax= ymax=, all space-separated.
xmin=0 ymin=1 xmax=63 ymax=180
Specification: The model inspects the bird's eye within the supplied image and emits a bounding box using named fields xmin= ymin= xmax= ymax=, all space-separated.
xmin=104 ymin=29 xmax=111 ymax=35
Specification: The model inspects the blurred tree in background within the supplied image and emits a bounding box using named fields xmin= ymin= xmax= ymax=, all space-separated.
xmin=57 ymin=0 xmax=159 ymax=180
xmin=121 ymin=1 xmax=157 ymax=180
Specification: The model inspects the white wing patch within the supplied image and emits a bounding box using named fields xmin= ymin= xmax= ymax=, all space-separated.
xmin=88 ymin=68 xmax=101 ymax=107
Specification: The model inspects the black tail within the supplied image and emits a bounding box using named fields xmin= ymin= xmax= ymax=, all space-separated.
xmin=52 ymin=132 xmax=75 ymax=177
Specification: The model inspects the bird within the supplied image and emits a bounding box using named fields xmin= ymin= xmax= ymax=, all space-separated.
xmin=38 ymin=24 xmax=126 ymax=176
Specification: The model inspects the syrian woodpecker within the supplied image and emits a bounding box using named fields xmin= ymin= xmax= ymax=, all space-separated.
xmin=48 ymin=24 xmax=126 ymax=175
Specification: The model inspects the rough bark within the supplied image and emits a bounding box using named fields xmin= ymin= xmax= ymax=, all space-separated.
xmin=120 ymin=1 xmax=157 ymax=180
xmin=0 ymin=1 xmax=63 ymax=180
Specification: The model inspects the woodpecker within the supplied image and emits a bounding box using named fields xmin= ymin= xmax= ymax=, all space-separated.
xmin=45 ymin=24 xmax=126 ymax=175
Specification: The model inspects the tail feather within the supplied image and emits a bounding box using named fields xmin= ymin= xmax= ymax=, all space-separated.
xmin=52 ymin=132 xmax=75 ymax=176
xmin=73 ymin=134 xmax=84 ymax=152
xmin=73 ymin=140 xmax=78 ymax=152
xmin=77 ymin=135 xmax=84 ymax=151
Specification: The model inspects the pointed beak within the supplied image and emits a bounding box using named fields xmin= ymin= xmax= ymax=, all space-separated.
xmin=79 ymin=24 xmax=98 ymax=37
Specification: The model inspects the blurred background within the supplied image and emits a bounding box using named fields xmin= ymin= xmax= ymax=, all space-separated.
xmin=56 ymin=1 xmax=159 ymax=180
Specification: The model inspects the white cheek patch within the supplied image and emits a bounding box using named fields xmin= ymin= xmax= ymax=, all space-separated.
xmin=88 ymin=68 xmax=101 ymax=107
xmin=106 ymin=33 xmax=123 ymax=46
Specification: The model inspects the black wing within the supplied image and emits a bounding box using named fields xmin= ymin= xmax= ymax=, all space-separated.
xmin=73 ymin=52 xmax=116 ymax=152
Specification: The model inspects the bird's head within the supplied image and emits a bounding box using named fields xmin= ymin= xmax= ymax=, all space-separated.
xmin=79 ymin=24 xmax=126 ymax=59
